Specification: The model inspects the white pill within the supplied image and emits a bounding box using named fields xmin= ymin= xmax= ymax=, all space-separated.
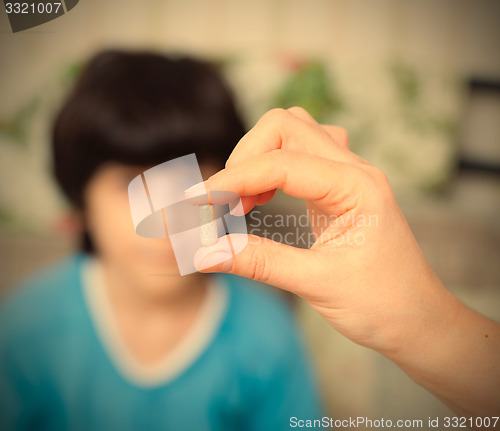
xmin=199 ymin=204 xmax=218 ymax=246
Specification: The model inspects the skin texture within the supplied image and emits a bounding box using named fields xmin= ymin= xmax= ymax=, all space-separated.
xmin=83 ymin=163 xmax=215 ymax=365
xmin=187 ymin=107 xmax=500 ymax=419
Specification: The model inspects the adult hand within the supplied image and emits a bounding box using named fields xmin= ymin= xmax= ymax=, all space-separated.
xmin=188 ymin=107 xmax=447 ymax=352
xmin=185 ymin=107 xmax=500 ymax=419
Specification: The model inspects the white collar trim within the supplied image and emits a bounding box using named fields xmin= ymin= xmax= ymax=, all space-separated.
xmin=81 ymin=257 xmax=228 ymax=388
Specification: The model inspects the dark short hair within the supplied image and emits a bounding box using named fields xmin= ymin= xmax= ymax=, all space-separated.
xmin=52 ymin=50 xmax=246 ymax=253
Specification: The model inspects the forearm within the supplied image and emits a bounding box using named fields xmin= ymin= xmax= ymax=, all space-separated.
xmin=385 ymin=284 xmax=500 ymax=418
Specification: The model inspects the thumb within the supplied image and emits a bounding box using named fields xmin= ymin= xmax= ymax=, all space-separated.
xmin=193 ymin=233 xmax=323 ymax=297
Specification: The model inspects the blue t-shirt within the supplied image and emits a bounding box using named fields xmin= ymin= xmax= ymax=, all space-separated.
xmin=0 ymin=254 xmax=322 ymax=431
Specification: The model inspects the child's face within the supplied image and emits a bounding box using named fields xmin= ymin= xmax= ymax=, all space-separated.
xmin=83 ymin=161 xmax=218 ymax=293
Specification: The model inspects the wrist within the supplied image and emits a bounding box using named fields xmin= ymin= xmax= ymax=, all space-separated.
xmin=378 ymin=275 xmax=465 ymax=364
xmin=379 ymin=281 xmax=500 ymax=416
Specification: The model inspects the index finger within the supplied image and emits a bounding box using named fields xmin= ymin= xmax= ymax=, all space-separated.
xmin=186 ymin=149 xmax=363 ymax=216
xmin=225 ymin=108 xmax=356 ymax=169
xmin=286 ymin=106 xmax=350 ymax=150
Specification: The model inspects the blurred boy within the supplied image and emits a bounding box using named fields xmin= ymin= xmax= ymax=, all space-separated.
xmin=0 ymin=51 xmax=322 ymax=431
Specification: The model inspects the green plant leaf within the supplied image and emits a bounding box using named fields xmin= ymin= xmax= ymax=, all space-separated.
xmin=273 ymin=60 xmax=344 ymax=122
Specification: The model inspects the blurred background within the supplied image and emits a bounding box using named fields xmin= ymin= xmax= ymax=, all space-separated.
xmin=0 ymin=0 xmax=499 ymax=425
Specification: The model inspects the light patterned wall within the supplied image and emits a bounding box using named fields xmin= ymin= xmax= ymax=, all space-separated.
xmin=1 ymin=0 xmax=499 ymax=231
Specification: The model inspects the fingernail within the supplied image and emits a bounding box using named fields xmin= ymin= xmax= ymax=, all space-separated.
xmin=198 ymin=251 xmax=233 ymax=272
xmin=184 ymin=181 xmax=206 ymax=198
xmin=229 ymin=200 xmax=244 ymax=216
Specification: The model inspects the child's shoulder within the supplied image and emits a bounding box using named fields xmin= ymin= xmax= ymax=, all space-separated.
xmin=0 ymin=253 xmax=87 ymax=343
xmin=216 ymin=274 xmax=300 ymax=351
xmin=221 ymin=274 xmax=293 ymax=319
